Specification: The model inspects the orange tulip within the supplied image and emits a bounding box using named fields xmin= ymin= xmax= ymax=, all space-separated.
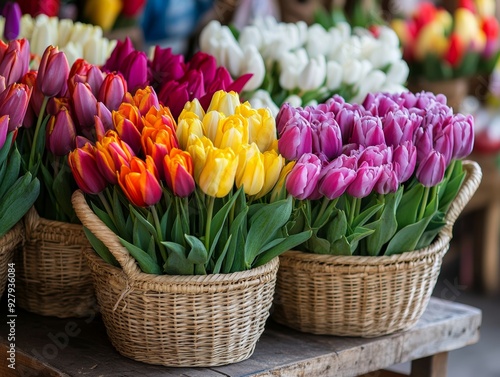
xmin=118 ymin=156 xmax=162 ymax=207
xmin=69 ymin=141 xmax=107 ymax=195
xmin=163 ymin=148 xmax=195 ymax=197
xmin=95 ymin=130 xmax=135 ymax=184
xmin=133 ymin=86 xmax=160 ymax=115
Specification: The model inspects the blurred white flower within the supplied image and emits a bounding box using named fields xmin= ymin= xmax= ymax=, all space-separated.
xmin=298 ymin=55 xmax=326 ymax=92
xmin=249 ymin=89 xmax=280 ymax=116
xmin=240 ymin=45 xmax=266 ymax=91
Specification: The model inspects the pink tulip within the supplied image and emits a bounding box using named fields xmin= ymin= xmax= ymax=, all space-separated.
xmin=96 ymin=102 xmax=114 ymax=133
xmin=0 ymin=39 xmax=30 ymax=86
xmin=319 ymin=162 xmax=357 ymax=199
xmin=278 ymin=112 xmax=312 ymax=161
xmin=102 ymin=37 xmax=134 ymax=73
xmin=336 ymin=107 xmax=357 ymax=143
xmin=0 ymin=82 xmax=32 ymax=131
xmin=46 ymin=107 xmax=76 ymax=156
xmin=157 ymin=80 xmax=189 ymax=119
xmin=187 ymin=51 xmax=217 ymax=87
xmin=119 ymin=50 xmax=148 ymax=93
xmin=450 ymin=113 xmax=474 ymax=159
xmin=182 ymin=69 xmax=205 ymax=100
xmin=98 ymin=73 xmax=127 ymax=111
xmin=311 ymin=112 xmax=342 ymax=160
xmin=36 ymin=46 xmax=70 ymax=98
xmin=276 ymin=102 xmax=296 ymax=134
xmin=383 ymin=110 xmax=421 ymax=147
xmin=393 ymin=141 xmax=417 ymax=183
xmin=285 ymin=153 xmax=322 ymax=200
xmin=358 ymin=144 xmax=392 ymax=167
xmin=68 ymin=59 xmax=104 ymax=97
xmin=0 ymin=115 xmax=9 ymax=149
xmin=72 ymin=82 xmax=98 ymax=128
xmin=414 ymin=126 xmax=433 ymax=164
xmin=347 ymin=162 xmax=382 ymax=198
xmin=416 ymin=150 xmax=446 ymax=187
xmin=375 ymin=163 xmax=399 ymax=194
xmin=350 ymin=115 xmax=385 ymax=147
xmin=68 ymin=141 xmax=108 ymax=194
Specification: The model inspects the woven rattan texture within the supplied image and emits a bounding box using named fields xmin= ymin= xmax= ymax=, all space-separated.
xmin=15 ymin=207 xmax=96 ymax=318
xmin=272 ymin=160 xmax=482 ymax=337
xmin=73 ymin=190 xmax=279 ymax=367
xmin=0 ymin=222 xmax=24 ymax=298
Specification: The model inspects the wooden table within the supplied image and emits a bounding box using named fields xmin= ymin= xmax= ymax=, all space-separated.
xmin=0 ymin=298 xmax=481 ymax=377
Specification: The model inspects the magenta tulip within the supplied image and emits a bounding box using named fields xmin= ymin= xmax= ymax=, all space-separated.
xmin=336 ymin=107 xmax=357 ymax=143
xmin=187 ymin=51 xmax=217 ymax=87
xmin=383 ymin=110 xmax=421 ymax=147
xmin=350 ymin=115 xmax=385 ymax=147
xmin=346 ymin=162 xmax=382 ymax=198
xmin=0 ymin=115 xmax=9 ymax=149
xmin=68 ymin=142 xmax=108 ymax=194
xmin=96 ymin=102 xmax=114 ymax=133
xmin=416 ymin=150 xmax=446 ymax=187
xmin=450 ymin=114 xmax=474 ymax=159
xmin=119 ymin=50 xmax=148 ymax=93
xmin=319 ymin=163 xmax=357 ymax=199
xmin=278 ymin=112 xmax=312 ymax=161
xmin=157 ymin=80 xmax=189 ymax=119
xmin=0 ymin=39 xmax=30 ymax=86
xmin=182 ymin=69 xmax=205 ymax=100
xmin=149 ymin=45 xmax=186 ymax=86
xmin=0 ymin=83 xmax=32 ymax=131
xmin=311 ymin=113 xmax=342 ymax=160
xmin=46 ymin=107 xmax=76 ymax=156
xmin=36 ymin=46 xmax=70 ymax=98
xmin=276 ymin=102 xmax=296 ymax=134
xmin=393 ymin=141 xmax=417 ymax=183
xmin=375 ymin=163 xmax=399 ymax=194
xmin=72 ymin=82 xmax=98 ymax=128
xmin=98 ymin=73 xmax=127 ymax=111
xmin=414 ymin=126 xmax=433 ymax=164
xmin=285 ymin=153 xmax=322 ymax=200
xmin=102 ymin=37 xmax=134 ymax=73
xmin=358 ymin=144 xmax=392 ymax=167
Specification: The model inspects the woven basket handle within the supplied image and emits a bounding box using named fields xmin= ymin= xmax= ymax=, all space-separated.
xmin=72 ymin=190 xmax=141 ymax=278
xmin=443 ymin=160 xmax=482 ymax=236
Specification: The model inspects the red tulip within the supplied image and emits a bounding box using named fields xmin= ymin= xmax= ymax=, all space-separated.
xmin=17 ymin=0 xmax=60 ymax=17
xmin=444 ymin=33 xmax=465 ymax=67
xmin=46 ymin=107 xmax=76 ymax=156
xmin=118 ymin=156 xmax=162 ymax=207
xmin=121 ymin=0 xmax=146 ymax=17
xmin=163 ymin=148 xmax=195 ymax=197
xmin=69 ymin=141 xmax=108 ymax=194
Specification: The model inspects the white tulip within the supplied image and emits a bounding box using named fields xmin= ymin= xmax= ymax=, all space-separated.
xmin=199 ymin=20 xmax=221 ymax=53
xmin=57 ymin=18 xmax=74 ymax=47
xmin=219 ymin=28 xmax=244 ymax=77
xmin=298 ymin=55 xmax=326 ymax=92
xmin=19 ymin=15 xmax=34 ymax=39
xmin=377 ymin=26 xmax=400 ymax=49
xmin=351 ymin=69 xmax=387 ymax=103
xmin=238 ymin=25 xmax=262 ymax=49
xmin=325 ymin=28 xmax=344 ymax=60
xmin=31 ymin=20 xmax=56 ymax=56
xmin=60 ymin=42 xmax=82 ymax=67
xmin=326 ymin=60 xmax=343 ymax=91
xmin=342 ymin=59 xmax=362 ymax=85
xmin=336 ymin=22 xmax=352 ymax=41
xmin=385 ymin=60 xmax=409 ymax=85
xmin=306 ymin=24 xmax=330 ymax=57
xmin=380 ymin=83 xmax=408 ymax=94
xmin=240 ymin=45 xmax=265 ymax=91
xmin=248 ymin=90 xmax=279 ymax=117
xmin=283 ymin=94 xmax=302 ymax=107
xmin=279 ymin=65 xmax=300 ymax=91
xmin=84 ymin=36 xmax=110 ymax=65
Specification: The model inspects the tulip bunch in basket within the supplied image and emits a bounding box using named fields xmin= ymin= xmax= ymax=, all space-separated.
xmin=69 ymin=89 xmax=311 ymax=274
xmin=101 ymin=37 xmax=252 ymax=119
xmin=0 ymin=38 xmax=39 ymax=236
xmin=199 ymin=17 xmax=409 ymax=114
xmin=0 ymin=2 xmax=116 ymax=65
xmin=391 ymin=1 xmax=500 ymax=81
xmin=275 ymin=91 xmax=474 ymax=256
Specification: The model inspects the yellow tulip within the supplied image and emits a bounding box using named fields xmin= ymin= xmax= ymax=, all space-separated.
xmin=476 ymin=0 xmax=496 ymax=17
xmin=180 ymin=98 xmax=205 ymax=119
xmin=414 ymin=21 xmax=449 ymax=60
xmin=176 ymin=117 xmax=204 ymax=150
xmin=236 ymin=144 xmax=265 ymax=196
xmin=390 ymin=19 xmax=410 ymax=47
xmin=270 ymin=160 xmax=296 ymax=202
xmin=213 ymin=114 xmax=249 ymax=152
xmin=83 ymin=0 xmax=122 ymax=32
xmin=453 ymin=8 xmax=480 ymax=46
xmin=236 ymin=103 xmax=277 ymax=152
xmin=198 ymin=147 xmax=239 ymax=198
xmin=255 ymin=150 xmax=285 ymax=199
xmin=434 ymin=9 xmax=453 ymax=32
xmin=187 ymin=135 xmax=213 ymax=181
xmin=202 ymin=110 xmax=225 ymax=142
xmin=207 ymin=90 xmax=240 ymax=115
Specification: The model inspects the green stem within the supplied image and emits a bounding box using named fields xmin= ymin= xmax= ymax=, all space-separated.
xmin=348 ymin=197 xmax=359 ymax=226
xmin=28 ymin=96 xmax=50 ymax=173
xmin=445 ymin=159 xmax=456 ymax=182
xmin=418 ymin=186 xmax=430 ymax=221
xmin=151 ymin=205 xmax=167 ymax=263
xmin=204 ymin=196 xmax=215 ymax=252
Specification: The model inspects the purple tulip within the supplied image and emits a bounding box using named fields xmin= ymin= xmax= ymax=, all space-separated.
xmin=0 ymin=115 xmax=9 ymax=149
xmin=363 ymin=93 xmax=400 ymax=117
xmin=157 ymin=80 xmax=189 ymax=119
xmin=187 ymin=51 xmax=217 ymax=87
xmin=375 ymin=163 xmax=399 ymax=194
xmin=98 ymin=72 xmax=127 ymax=111
xmin=416 ymin=150 xmax=446 ymax=187
xmin=36 ymin=46 xmax=70 ymax=98
xmin=433 ymin=126 xmax=453 ymax=165
xmin=0 ymin=39 xmax=30 ymax=86
xmin=96 ymin=102 xmax=114 ymax=132
xmin=102 ymin=37 xmax=134 ymax=73
xmin=335 ymin=107 xmax=357 ymax=143
xmin=350 ymin=115 xmax=385 ymax=147
xmin=285 ymin=153 xmax=322 ymax=200
xmin=323 ymin=95 xmax=345 ymax=115
xmin=319 ymin=161 xmax=357 ymax=199
xmin=0 ymin=83 xmax=32 ymax=131
xmin=0 ymin=76 xmax=5 ymax=93
xmin=347 ymin=162 xmax=382 ymax=198
xmin=120 ymin=50 xmax=148 ymax=93
xmin=328 ymin=154 xmax=358 ymax=170
xmin=310 ymin=111 xmax=342 ymax=160
xmin=414 ymin=126 xmax=433 ymax=163
xmin=2 ymin=2 xmax=21 ymax=41
xmin=383 ymin=110 xmax=421 ymax=147
xmin=72 ymin=82 xmax=98 ymax=129
xmin=182 ymin=69 xmax=205 ymax=100
xmin=278 ymin=112 xmax=312 ymax=161
xmin=46 ymin=107 xmax=77 ymax=156
xmin=276 ymin=102 xmax=297 ymax=134
xmin=393 ymin=141 xmax=417 ymax=183
xmin=358 ymin=144 xmax=392 ymax=167
xmin=450 ymin=113 xmax=474 ymax=159
xmin=149 ymin=45 xmax=186 ymax=86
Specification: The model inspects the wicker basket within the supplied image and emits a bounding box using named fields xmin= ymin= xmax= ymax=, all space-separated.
xmin=408 ymin=77 xmax=469 ymax=112
xmin=0 ymin=222 xmax=24 ymax=298
xmin=15 ymin=207 xmax=96 ymax=318
xmin=72 ymin=190 xmax=279 ymax=367
xmin=272 ymin=160 xmax=482 ymax=337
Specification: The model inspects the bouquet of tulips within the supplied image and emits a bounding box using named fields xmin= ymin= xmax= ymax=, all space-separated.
xmin=275 ymin=90 xmax=474 ymax=256
xmin=199 ymin=17 xmax=408 ymax=114
xmin=391 ymin=0 xmax=500 ymax=81
xmin=69 ymin=89 xmax=311 ymax=275
xmin=0 ymin=38 xmax=39 ymax=236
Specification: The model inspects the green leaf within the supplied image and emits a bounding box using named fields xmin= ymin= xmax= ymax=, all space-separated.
xmin=213 ymin=235 xmax=232 ymax=274
xmin=331 ymin=236 xmax=351 ymax=256
xmin=396 ymin=183 xmax=424 ymax=228
xmin=129 ymin=205 xmax=156 ymax=236
xmin=185 ymin=235 xmax=208 ymax=265
xmin=364 ymin=188 xmax=403 ymax=256
xmin=254 ymin=230 xmax=312 ymax=267
xmin=118 ymin=237 xmax=161 ymax=274
xmin=229 ymin=226 xmax=246 ymax=273
xmin=0 ymin=131 xmax=14 ymax=166
xmin=416 ymin=211 xmax=446 ymax=249
xmin=352 ymin=200 xmax=384 ymax=229
xmin=146 ymin=235 xmax=157 ymax=264
xmin=244 ymin=195 xmax=293 ymax=267
xmin=162 ymin=241 xmax=194 ymax=275
xmin=112 ymin=187 xmax=130 ymax=240
xmin=324 ymin=209 xmax=347 ymax=243
xmin=223 ymin=206 xmax=248 ymax=273
xmin=0 ymin=147 xmax=21 ymax=198
xmin=439 ymin=169 xmax=465 ymax=214
xmin=306 ymin=234 xmax=331 ymax=254
xmin=133 ymin=219 xmax=153 ymax=254
xmin=52 ymin=160 xmax=76 ymax=222
xmin=384 ymin=215 xmax=434 ymax=256
xmin=91 ymin=202 xmax=119 ymax=234
xmin=83 ymin=227 xmax=119 ymax=267
xmin=347 ymin=226 xmax=376 ymax=253
xmin=171 ymin=216 xmax=185 ymax=245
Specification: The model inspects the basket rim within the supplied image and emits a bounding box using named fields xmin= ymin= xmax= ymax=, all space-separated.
xmin=0 ymin=221 xmax=24 ymax=251
xmin=25 ymin=206 xmax=84 ymax=232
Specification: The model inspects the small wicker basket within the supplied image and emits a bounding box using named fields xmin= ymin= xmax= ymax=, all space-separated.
xmin=72 ymin=190 xmax=279 ymax=367
xmin=15 ymin=207 xmax=96 ymax=318
xmin=272 ymin=160 xmax=482 ymax=337
xmin=0 ymin=222 xmax=24 ymax=298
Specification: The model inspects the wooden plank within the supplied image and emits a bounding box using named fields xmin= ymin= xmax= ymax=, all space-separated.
xmin=0 ymin=298 xmax=481 ymax=377
xmin=410 ymin=352 xmax=448 ymax=377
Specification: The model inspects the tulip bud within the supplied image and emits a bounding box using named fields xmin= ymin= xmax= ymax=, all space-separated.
xmin=393 ymin=141 xmax=417 ymax=183
xmin=414 ymin=126 xmax=434 ymax=163
xmin=358 ymin=145 xmax=392 ymax=167
xmin=0 ymin=83 xmax=32 ymax=131
xmin=36 ymin=45 xmax=70 ymax=98
xmin=118 ymin=156 xmax=163 ymax=207
xmin=150 ymin=45 xmax=186 ymax=86
xmin=207 ymin=90 xmax=241 ymax=115
xmin=285 ymin=153 xmax=322 ymax=200
xmin=157 ymin=80 xmax=189 ymax=120
xmin=278 ymin=112 xmax=313 ymax=161
xmin=375 ymin=163 xmax=399 ymax=194
xmin=319 ymin=162 xmax=357 ymax=200
xmin=102 ymin=37 xmax=134 ymax=73
xmin=176 ymin=117 xmax=204 ymax=150
xmin=181 ymin=98 xmax=205 ymax=120
xmin=119 ymin=50 xmax=148 ymax=93
xmin=240 ymin=44 xmax=265 ymax=91
xmin=187 ymin=135 xmax=213 ymax=181
xmin=298 ymin=55 xmax=326 ymax=92
xmin=416 ymin=150 xmax=446 ymax=187
xmin=98 ymin=72 xmax=127 ymax=111
xmin=255 ymin=150 xmax=284 ymax=199
xmin=346 ymin=162 xmax=382 ymax=198
xmin=95 ymin=130 xmax=135 ymax=184
xmin=163 ymin=148 xmax=195 ymax=197
xmin=350 ymin=115 xmax=385 ymax=147
xmin=133 ymin=86 xmax=159 ymax=115
xmin=0 ymin=115 xmax=10 ymax=149
xmin=198 ymin=146 xmax=239 ymax=198
xmin=188 ymin=51 xmax=217 ymax=88
xmin=276 ymin=102 xmax=297 ymax=135
xmin=69 ymin=141 xmax=108 ymax=194
xmin=236 ymin=143 xmax=265 ymax=196
xmin=0 ymin=39 xmax=30 ymax=86
xmin=2 ymin=2 xmax=22 ymax=41
xmin=383 ymin=110 xmax=420 ymax=147
xmin=311 ymin=112 xmax=342 ymax=160
xmin=46 ymin=107 xmax=76 ymax=156
xmin=237 ymin=103 xmax=277 ymax=152
xmin=113 ymin=105 xmax=142 ymax=154
xmin=450 ymin=113 xmax=474 ymax=159
xmin=72 ymin=82 xmax=98 ymax=129
xmin=213 ymin=114 xmax=249 ymax=152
